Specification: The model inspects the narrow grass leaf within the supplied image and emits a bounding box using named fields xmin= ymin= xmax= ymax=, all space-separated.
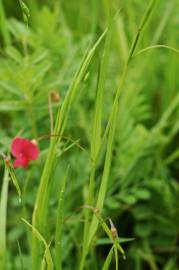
xmin=0 ymin=80 xmax=22 ymax=97
xmin=102 ymin=246 xmax=114 ymax=270
xmin=96 ymin=237 xmax=135 ymax=246
xmin=5 ymin=161 xmax=21 ymax=202
xmin=0 ymin=0 xmax=10 ymax=45
xmin=134 ymin=45 xmax=179 ymax=57
xmin=54 ymin=166 xmax=69 ymax=270
xmin=17 ymin=241 xmax=25 ymax=270
xmin=22 ymin=218 xmax=54 ymax=270
xmin=114 ymin=246 xmax=118 ymax=270
xmin=0 ymin=167 xmax=9 ymax=269
xmin=18 ymin=0 xmax=30 ymax=26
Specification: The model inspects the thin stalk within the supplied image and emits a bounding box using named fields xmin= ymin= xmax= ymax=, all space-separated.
xmin=0 ymin=167 xmax=9 ymax=269
xmin=102 ymin=246 xmax=114 ymax=270
xmin=114 ymin=246 xmax=118 ymax=270
xmin=91 ymin=0 xmax=99 ymax=38
xmin=48 ymin=92 xmax=54 ymax=134
xmin=0 ymin=0 xmax=10 ymax=46
xmin=116 ymin=14 xmax=129 ymax=62
xmin=28 ymin=0 xmax=38 ymax=27
xmin=152 ymin=2 xmax=174 ymax=44
xmin=134 ymin=45 xmax=179 ymax=57
xmin=28 ymin=105 xmax=38 ymax=139
xmin=54 ymin=167 xmax=69 ymax=270
xmin=22 ymin=218 xmax=53 ymax=270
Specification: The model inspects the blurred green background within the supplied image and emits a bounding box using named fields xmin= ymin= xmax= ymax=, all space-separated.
xmin=0 ymin=0 xmax=179 ymax=269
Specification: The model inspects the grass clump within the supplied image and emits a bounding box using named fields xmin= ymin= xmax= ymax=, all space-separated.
xmin=0 ymin=0 xmax=179 ymax=269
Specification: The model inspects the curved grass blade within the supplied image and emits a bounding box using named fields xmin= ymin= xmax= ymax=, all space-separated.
xmin=134 ymin=45 xmax=179 ymax=57
xmin=22 ymin=218 xmax=53 ymax=270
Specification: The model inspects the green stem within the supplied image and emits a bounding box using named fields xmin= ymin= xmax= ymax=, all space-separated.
xmin=0 ymin=0 xmax=10 ymax=46
xmin=54 ymin=167 xmax=69 ymax=270
xmin=28 ymin=105 xmax=38 ymax=139
xmin=0 ymin=167 xmax=9 ymax=269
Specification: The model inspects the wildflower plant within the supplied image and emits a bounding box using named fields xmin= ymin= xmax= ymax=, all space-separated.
xmin=0 ymin=0 xmax=179 ymax=270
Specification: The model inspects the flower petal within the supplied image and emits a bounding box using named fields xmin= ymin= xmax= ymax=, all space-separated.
xmin=14 ymin=156 xmax=29 ymax=168
xmin=25 ymin=140 xmax=39 ymax=160
xmin=11 ymin=137 xmax=27 ymax=157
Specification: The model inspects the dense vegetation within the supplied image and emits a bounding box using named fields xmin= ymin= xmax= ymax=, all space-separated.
xmin=0 ymin=0 xmax=179 ymax=269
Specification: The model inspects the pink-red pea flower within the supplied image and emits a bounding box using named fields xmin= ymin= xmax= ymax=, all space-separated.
xmin=11 ymin=137 xmax=39 ymax=169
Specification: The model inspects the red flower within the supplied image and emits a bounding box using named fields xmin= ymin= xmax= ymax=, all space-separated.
xmin=11 ymin=137 xmax=39 ymax=168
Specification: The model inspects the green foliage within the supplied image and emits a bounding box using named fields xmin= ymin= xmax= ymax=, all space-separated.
xmin=0 ymin=0 xmax=179 ymax=270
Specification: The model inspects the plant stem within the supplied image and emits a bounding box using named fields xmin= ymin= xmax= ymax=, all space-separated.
xmin=0 ymin=167 xmax=9 ymax=269
xmin=0 ymin=0 xmax=10 ymax=46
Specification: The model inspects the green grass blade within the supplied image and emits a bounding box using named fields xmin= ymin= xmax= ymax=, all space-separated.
xmin=55 ymin=31 xmax=106 ymax=136
xmin=54 ymin=166 xmax=69 ymax=270
xmin=102 ymin=246 xmax=114 ymax=270
xmin=127 ymin=0 xmax=158 ymax=63
xmin=91 ymin=16 xmax=113 ymax=160
xmin=0 ymin=0 xmax=10 ymax=46
xmin=114 ymin=246 xmax=118 ymax=270
xmin=18 ymin=0 xmax=30 ymax=26
xmin=87 ymin=0 xmax=159 ymax=255
xmin=134 ymin=44 xmax=179 ymax=57
xmin=32 ymin=31 xmax=105 ymax=270
xmin=0 ymin=167 xmax=9 ymax=269
xmin=5 ymin=161 xmax=21 ymax=202
xmin=22 ymin=218 xmax=54 ymax=270
xmin=17 ymin=241 xmax=25 ymax=270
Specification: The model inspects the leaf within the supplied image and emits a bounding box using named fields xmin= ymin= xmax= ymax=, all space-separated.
xmin=19 ymin=0 xmax=30 ymax=26
xmin=22 ymin=218 xmax=54 ymax=270
xmin=0 ymin=167 xmax=9 ymax=269
xmin=119 ymin=194 xmax=137 ymax=205
xmin=96 ymin=237 xmax=135 ymax=246
xmin=0 ymin=80 xmax=22 ymax=97
xmin=5 ymin=46 xmax=23 ymax=64
xmin=54 ymin=166 xmax=69 ymax=270
xmin=30 ymin=49 xmax=49 ymax=65
xmin=0 ymin=101 xmax=26 ymax=111
xmin=133 ymin=189 xmax=151 ymax=200
xmin=102 ymin=246 xmax=114 ymax=270
xmin=5 ymin=161 xmax=21 ymax=202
